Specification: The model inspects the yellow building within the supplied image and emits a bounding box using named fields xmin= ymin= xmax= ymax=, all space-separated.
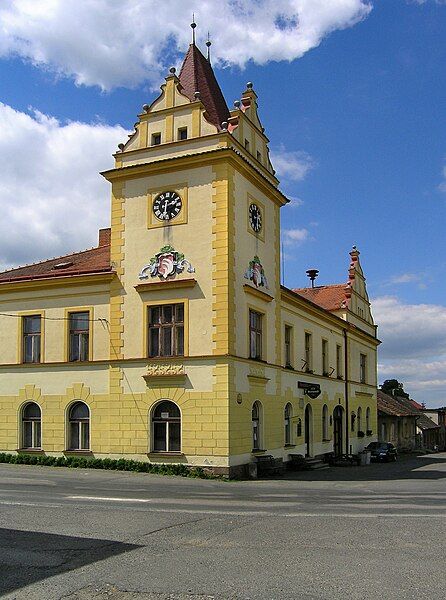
xmin=0 ymin=39 xmax=379 ymax=476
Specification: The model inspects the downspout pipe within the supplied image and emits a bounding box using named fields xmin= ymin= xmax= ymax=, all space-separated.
xmin=344 ymin=328 xmax=350 ymax=455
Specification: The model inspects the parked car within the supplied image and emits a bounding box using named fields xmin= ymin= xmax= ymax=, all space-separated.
xmin=365 ymin=442 xmax=397 ymax=462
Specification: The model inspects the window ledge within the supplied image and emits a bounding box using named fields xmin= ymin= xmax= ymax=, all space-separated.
xmin=135 ymin=278 xmax=196 ymax=292
xmin=322 ymin=438 xmax=332 ymax=442
xmin=63 ymin=450 xmax=93 ymax=456
xmin=16 ymin=448 xmax=44 ymax=454
xmin=284 ymin=444 xmax=296 ymax=448
xmin=251 ymin=449 xmax=267 ymax=455
xmin=147 ymin=452 xmax=184 ymax=458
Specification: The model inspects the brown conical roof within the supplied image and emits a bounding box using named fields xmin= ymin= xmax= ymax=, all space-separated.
xmin=178 ymin=43 xmax=230 ymax=130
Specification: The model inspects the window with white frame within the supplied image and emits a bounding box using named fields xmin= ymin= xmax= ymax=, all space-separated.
xmin=284 ymin=325 xmax=292 ymax=367
xmin=68 ymin=402 xmax=90 ymax=450
xmin=22 ymin=315 xmax=41 ymax=363
xmin=284 ymin=403 xmax=292 ymax=445
xmin=336 ymin=344 xmax=342 ymax=378
xmin=249 ymin=310 xmax=263 ymax=360
xmin=360 ymin=353 xmax=367 ymax=384
xmin=322 ymin=339 xmax=328 ymax=375
xmin=322 ymin=404 xmax=329 ymax=440
xmin=69 ymin=312 xmax=90 ymax=362
xmin=22 ymin=402 xmax=41 ymax=449
xmin=252 ymin=401 xmax=262 ymax=450
xmin=304 ymin=332 xmax=312 ymax=371
xmin=152 ymin=401 xmax=181 ymax=452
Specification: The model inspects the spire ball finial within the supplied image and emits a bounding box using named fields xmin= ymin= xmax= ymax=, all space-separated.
xmin=142 ymin=104 xmax=149 ymax=113
xmin=246 ymin=81 xmax=253 ymax=90
xmin=191 ymin=14 xmax=197 ymax=44
xmin=194 ymin=91 xmax=201 ymax=100
xmin=169 ymin=66 xmax=176 ymax=74
xmin=221 ymin=121 xmax=228 ymax=131
xmin=234 ymin=100 xmax=241 ymax=108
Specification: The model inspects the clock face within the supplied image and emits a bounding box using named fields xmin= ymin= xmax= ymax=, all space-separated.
xmin=153 ymin=191 xmax=182 ymax=221
xmin=249 ymin=203 xmax=262 ymax=233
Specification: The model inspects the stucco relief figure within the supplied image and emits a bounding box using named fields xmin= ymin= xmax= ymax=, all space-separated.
xmin=244 ymin=256 xmax=268 ymax=288
xmin=139 ymin=245 xmax=195 ymax=280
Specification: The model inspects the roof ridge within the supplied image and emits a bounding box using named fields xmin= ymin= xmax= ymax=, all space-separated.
xmin=0 ymin=243 xmax=110 ymax=276
xmin=292 ymin=282 xmax=349 ymax=291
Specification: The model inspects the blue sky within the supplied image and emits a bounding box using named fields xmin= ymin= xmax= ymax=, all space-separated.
xmin=0 ymin=0 xmax=445 ymax=405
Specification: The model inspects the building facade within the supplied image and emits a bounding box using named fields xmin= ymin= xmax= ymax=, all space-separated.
xmin=0 ymin=41 xmax=379 ymax=476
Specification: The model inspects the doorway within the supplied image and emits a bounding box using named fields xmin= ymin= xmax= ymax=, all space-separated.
xmin=304 ymin=404 xmax=312 ymax=457
xmin=333 ymin=406 xmax=344 ymax=456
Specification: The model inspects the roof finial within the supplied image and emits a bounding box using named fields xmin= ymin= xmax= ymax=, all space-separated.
xmin=191 ymin=14 xmax=197 ymax=45
xmin=206 ymin=32 xmax=212 ymax=62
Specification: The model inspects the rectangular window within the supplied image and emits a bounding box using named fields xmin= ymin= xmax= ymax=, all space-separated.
xmin=249 ymin=310 xmax=262 ymax=360
xmin=69 ymin=312 xmax=90 ymax=362
xmin=244 ymin=139 xmax=250 ymax=151
xmin=148 ymin=303 xmax=184 ymax=357
xmin=304 ymin=332 xmax=312 ymax=372
xmin=256 ymin=150 xmax=262 ymax=163
xmin=322 ymin=339 xmax=328 ymax=375
xmin=284 ymin=325 xmax=292 ymax=367
xmin=22 ymin=315 xmax=41 ymax=363
xmin=360 ymin=353 xmax=367 ymax=384
xmin=178 ymin=127 xmax=187 ymax=140
xmin=336 ymin=344 xmax=343 ymax=378
xmin=152 ymin=133 xmax=161 ymax=145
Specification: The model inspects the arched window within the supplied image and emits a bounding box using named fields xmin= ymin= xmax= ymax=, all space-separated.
xmin=152 ymin=401 xmax=181 ymax=452
xmin=284 ymin=403 xmax=292 ymax=445
xmin=252 ymin=401 xmax=262 ymax=451
xmin=322 ymin=404 xmax=329 ymax=440
xmin=351 ymin=412 xmax=356 ymax=432
xmin=357 ymin=407 xmax=362 ymax=432
xmin=366 ymin=407 xmax=371 ymax=433
xmin=22 ymin=402 xmax=41 ymax=449
xmin=296 ymin=418 xmax=302 ymax=438
xmin=68 ymin=402 xmax=90 ymax=450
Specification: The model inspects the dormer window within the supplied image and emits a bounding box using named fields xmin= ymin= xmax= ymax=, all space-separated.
xmin=178 ymin=127 xmax=188 ymax=141
xmin=152 ymin=133 xmax=161 ymax=146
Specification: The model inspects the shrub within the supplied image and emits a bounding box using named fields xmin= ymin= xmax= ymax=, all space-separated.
xmin=0 ymin=452 xmax=221 ymax=480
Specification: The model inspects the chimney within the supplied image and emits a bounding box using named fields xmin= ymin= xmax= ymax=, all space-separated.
xmin=98 ymin=228 xmax=111 ymax=247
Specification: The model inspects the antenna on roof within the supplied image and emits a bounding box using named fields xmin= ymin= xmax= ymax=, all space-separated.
xmin=306 ymin=269 xmax=319 ymax=288
xmin=206 ymin=32 xmax=212 ymax=62
xmin=191 ymin=15 xmax=197 ymax=44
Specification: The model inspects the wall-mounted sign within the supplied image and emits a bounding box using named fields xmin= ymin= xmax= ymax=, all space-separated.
xmin=139 ymin=245 xmax=195 ymax=280
xmin=244 ymin=255 xmax=268 ymax=288
xmin=298 ymin=381 xmax=321 ymax=399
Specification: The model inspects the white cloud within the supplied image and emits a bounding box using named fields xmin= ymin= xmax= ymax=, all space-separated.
xmin=0 ymin=102 xmax=127 ymax=270
xmin=373 ymin=295 xmax=446 ymax=406
xmin=439 ymin=163 xmax=446 ymax=193
xmin=282 ymin=228 xmax=310 ymax=247
xmin=0 ymin=0 xmax=372 ymax=90
xmin=271 ymin=146 xmax=315 ymax=182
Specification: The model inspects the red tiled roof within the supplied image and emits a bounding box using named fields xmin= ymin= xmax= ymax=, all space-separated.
xmin=292 ymin=284 xmax=350 ymax=312
xmin=377 ymin=390 xmax=419 ymax=417
xmin=0 ymin=231 xmax=112 ymax=284
xmin=179 ymin=43 xmax=230 ymax=130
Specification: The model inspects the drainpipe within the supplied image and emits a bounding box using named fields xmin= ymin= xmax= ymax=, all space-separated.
xmin=343 ymin=328 xmax=350 ymax=455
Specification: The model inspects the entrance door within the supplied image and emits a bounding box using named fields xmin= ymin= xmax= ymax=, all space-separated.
xmin=304 ymin=404 xmax=312 ymax=457
xmin=333 ymin=406 xmax=344 ymax=456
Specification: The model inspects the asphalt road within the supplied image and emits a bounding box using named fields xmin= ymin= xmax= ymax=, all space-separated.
xmin=1 ymin=453 xmax=446 ymax=599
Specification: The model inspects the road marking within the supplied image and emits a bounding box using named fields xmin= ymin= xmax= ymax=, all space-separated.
xmin=68 ymin=495 xmax=153 ymax=503
xmin=1 ymin=499 xmax=446 ymax=518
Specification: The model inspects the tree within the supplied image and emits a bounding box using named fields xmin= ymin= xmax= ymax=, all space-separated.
xmin=380 ymin=379 xmax=410 ymax=399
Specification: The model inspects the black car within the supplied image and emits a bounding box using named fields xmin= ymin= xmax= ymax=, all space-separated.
xmin=365 ymin=442 xmax=397 ymax=462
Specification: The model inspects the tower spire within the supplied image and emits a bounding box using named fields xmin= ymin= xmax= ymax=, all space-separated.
xmin=206 ymin=32 xmax=212 ymax=63
xmin=191 ymin=15 xmax=197 ymax=45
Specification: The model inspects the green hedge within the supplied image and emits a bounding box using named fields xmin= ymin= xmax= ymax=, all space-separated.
xmin=0 ymin=452 xmax=220 ymax=479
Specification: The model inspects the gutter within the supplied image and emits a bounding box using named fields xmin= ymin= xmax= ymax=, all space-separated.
xmin=344 ymin=328 xmax=350 ymax=454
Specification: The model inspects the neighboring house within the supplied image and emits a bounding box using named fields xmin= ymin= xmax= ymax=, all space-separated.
xmin=0 ymin=37 xmax=380 ymax=476
xmin=377 ymin=390 xmax=418 ymax=451
xmin=397 ymin=397 xmax=441 ymax=451
xmin=423 ymin=407 xmax=446 ymax=451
